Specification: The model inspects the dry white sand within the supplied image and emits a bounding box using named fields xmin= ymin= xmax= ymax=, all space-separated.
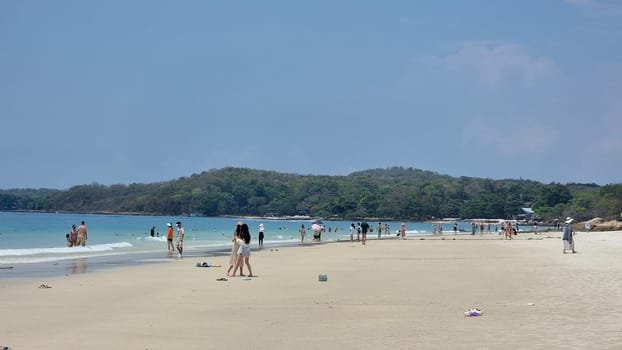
xmin=1 ymin=230 xmax=622 ymax=349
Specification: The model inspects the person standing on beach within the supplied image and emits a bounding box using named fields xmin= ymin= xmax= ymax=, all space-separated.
xmin=232 ymin=223 xmax=253 ymax=277
xmin=258 ymin=223 xmax=265 ymax=248
xmin=166 ymin=223 xmax=174 ymax=251
xmin=299 ymin=224 xmax=306 ymax=244
xmin=400 ymin=223 xmax=406 ymax=240
xmin=227 ymin=222 xmax=244 ymax=277
xmin=349 ymin=223 xmax=355 ymax=241
xmin=562 ymin=217 xmax=576 ymax=254
xmin=76 ymin=221 xmax=87 ymax=247
xmin=534 ymin=223 xmax=538 ymax=235
xmin=175 ymin=221 xmax=184 ymax=259
xmin=360 ymin=220 xmax=369 ymax=245
xmin=377 ymin=222 xmax=382 ymax=240
xmin=505 ymin=222 xmax=513 ymax=240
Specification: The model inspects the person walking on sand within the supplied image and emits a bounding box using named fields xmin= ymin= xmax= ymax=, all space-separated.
xmin=258 ymin=223 xmax=265 ymax=248
xmin=299 ymin=224 xmax=306 ymax=244
xmin=175 ymin=221 xmax=184 ymax=259
xmin=360 ymin=220 xmax=370 ymax=245
xmin=356 ymin=223 xmax=361 ymax=241
xmin=166 ymin=223 xmax=174 ymax=251
xmin=232 ymin=223 xmax=253 ymax=277
xmin=76 ymin=221 xmax=87 ymax=247
xmin=562 ymin=217 xmax=576 ymax=254
xmin=227 ymin=222 xmax=244 ymax=277
xmin=400 ymin=222 xmax=406 ymax=240
xmin=377 ymin=222 xmax=382 ymax=240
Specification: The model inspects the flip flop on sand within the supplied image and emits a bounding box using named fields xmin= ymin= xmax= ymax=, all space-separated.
xmin=216 ymin=278 xmax=228 ymax=281
xmin=38 ymin=284 xmax=52 ymax=289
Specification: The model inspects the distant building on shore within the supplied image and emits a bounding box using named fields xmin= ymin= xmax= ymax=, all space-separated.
xmin=518 ymin=208 xmax=536 ymax=222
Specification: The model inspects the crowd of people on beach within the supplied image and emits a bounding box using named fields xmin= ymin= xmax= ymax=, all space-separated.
xmin=65 ymin=221 xmax=87 ymax=247
xmin=101 ymin=215 xmax=579 ymax=277
xmin=343 ymin=221 xmax=407 ymax=243
xmin=61 ymin=215 xmax=578 ymax=286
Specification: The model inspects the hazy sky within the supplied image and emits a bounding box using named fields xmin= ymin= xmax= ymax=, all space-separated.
xmin=1 ymin=1 xmax=621 ymax=189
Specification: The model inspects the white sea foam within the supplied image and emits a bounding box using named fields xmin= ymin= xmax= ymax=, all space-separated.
xmin=0 ymin=242 xmax=133 ymax=257
xmin=139 ymin=236 xmax=167 ymax=242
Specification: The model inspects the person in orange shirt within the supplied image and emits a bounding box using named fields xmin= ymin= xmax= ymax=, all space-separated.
xmin=166 ymin=223 xmax=174 ymax=251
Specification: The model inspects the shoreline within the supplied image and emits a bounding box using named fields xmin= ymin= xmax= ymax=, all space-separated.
xmin=0 ymin=229 xmax=576 ymax=280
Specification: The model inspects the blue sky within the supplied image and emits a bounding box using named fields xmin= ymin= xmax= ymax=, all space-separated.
xmin=1 ymin=0 xmax=621 ymax=189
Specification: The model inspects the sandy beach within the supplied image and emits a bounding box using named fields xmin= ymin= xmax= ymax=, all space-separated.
xmin=1 ymin=230 xmax=622 ymax=349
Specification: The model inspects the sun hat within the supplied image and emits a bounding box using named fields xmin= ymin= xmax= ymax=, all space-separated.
xmin=400 ymin=223 xmax=405 ymax=226
xmin=565 ymin=217 xmax=574 ymax=224
xmin=167 ymin=223 xmax=172 ymax=227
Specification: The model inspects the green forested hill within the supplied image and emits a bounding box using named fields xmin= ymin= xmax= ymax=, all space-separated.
xmin=1 ymin=167 xmax=620 ymax=222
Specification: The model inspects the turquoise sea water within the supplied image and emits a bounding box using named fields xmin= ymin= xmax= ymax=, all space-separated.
xmin=0 ymin=212 xmax=468 ymax=265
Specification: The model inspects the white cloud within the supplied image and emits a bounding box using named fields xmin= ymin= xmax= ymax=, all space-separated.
xmin=415 ymin=42 xmax=557 ymax=87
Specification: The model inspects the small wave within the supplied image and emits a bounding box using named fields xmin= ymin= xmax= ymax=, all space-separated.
xmin=0 ymin=242 xmax=133 ymax=257
xmin=137 ymin=236 xmax=167 ymax=242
